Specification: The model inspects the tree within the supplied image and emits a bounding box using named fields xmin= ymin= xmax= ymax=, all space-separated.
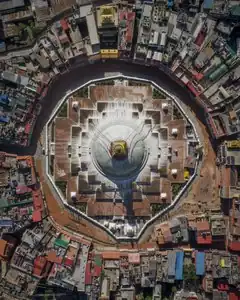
xmin=170 ymin=286 xmax=177 ymax=299
xmin=183 ymin=264 xmax=198 ymax=281
xmin=136 ymin=292 xmax=144 ymax=300
xmin=18 ymin=23 xmax=27 ymax=30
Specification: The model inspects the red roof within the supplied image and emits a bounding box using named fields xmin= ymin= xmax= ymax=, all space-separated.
xmin=228 ymin=241 xmax=240 ymax=251
xmin=195 ymin=32 xmax=205 ymax=47
xmin=194 ymin=72 xmax=204 ymax=81
xmin=25 ymin=123 xmax=31 ymax=134
xmin=60 ymin=19 xmax=69 ymax=31
xmin=217 ymin=283 xmax=229 ymax=291
xmin=64 ymin=257 xmax=74 ymax=267
xmin=32 ymin=210 xmax=42 ymax=222
xmin=128 ymin=12 xmax=135 ymax=21
xmin=33 ymin=256 xmax=47 ymax=277
xmin=93 ymin=264 xmax=101 ymax=277
xmin=197 ymin=233 xmax=212 ymax=245
xmin=187 ymin=81 xmax=201 ymax=96
xmin=228 ymin=292 xmax=240 ymax=300
xmin=16 ymin=185 xmax=32 ymax=195
xmin=85 ymin=261 xmax=92 ymax=285
xmin=33 ymin=191 xmax=43 ymax=210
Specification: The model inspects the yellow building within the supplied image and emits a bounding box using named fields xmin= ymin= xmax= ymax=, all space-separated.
xmin=100 ymin=49 xmax=119 ymax=59
xmin=97 ymin=5 xmax=118 ymax=28
xmin=226 ymin=140 xmax=240 ymax=149
xmin=97 ymin=5 xmax=119 ymax=56
xmin=184 ymin=168 xmax=190 ymax=180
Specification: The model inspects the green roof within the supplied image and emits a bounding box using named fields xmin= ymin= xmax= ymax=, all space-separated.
xmin=54 ymin=236 xmax=69 ymax=248
xmin=94 ymin=254 xmax=102 ymax=266
xmin=0 ymin=199 xmax=9 ymax=209
xmin=0 ymin=199 xmax=33 ymax=209
xmin=230 ymin=5 xmax=240 ymax=16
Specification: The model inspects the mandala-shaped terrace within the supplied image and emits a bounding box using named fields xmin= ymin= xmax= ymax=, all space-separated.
xmin=46 ymin=77 xmax=199 ymax=239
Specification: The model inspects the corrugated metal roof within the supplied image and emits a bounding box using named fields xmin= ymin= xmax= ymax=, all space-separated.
xmin=175 ymin=251 xmax=184 ymax=280
xmin=168 ymin=251 xmax=176 ymax=276
xmin=86 ymin=13 xmax=99 ymax=46
xmin=102 ymin=251 xmax=120 ymax=260
xmin=195 ymin=251 xmax=205 ymax=275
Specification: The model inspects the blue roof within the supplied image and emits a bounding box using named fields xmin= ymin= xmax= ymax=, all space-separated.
xmin=0 ymin=94 xmax=9 ymax=102
xmin=196 ymin=251 xmax=205 ymax=275
xmin=0 ymin=219 xmax=13 ymax=227
xmin=0 ymin=41 xmax=6 ymax=49
xmin=55 ymin=21 xmax=61 ymax=28
xmin=0 ymin=115 xmax=10 ymax=123
xmin=175 ymin=251 xmax=184 ymax=280
xmin=203 ymin=0 xmax=214 ymax=9
xmin=167 ymin=0 xmax=174 ymax=7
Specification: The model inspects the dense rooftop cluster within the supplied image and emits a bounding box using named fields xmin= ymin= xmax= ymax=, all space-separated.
xmin=0 ymin=72 xmax=41 ymax=146
xmin=0 ymin=170 xmax=240 ymax=300
xmin=0 ymin=0 xmax=239 ymax=145
xmin=217 ymin=140 xmax=240 ymax=252
xmin=0 ymin=151 xmax=239 ymax=299
xmin=0 ymin=152 xmax=45 ymax=235
xmin=0 ymin=217 xmax=91 ymax=299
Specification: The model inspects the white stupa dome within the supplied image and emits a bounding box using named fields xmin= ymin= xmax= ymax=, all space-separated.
xmin=90 ymin=119 xmax=149 ymax=183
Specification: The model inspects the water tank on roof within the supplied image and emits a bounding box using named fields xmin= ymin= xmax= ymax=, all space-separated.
xmin=193 ymin=22 xmax=203 ymax=40
xmin=172 ymin=128 xmax=178 ymax=135
xmin=146 ymin=50 xmax=152 ymax=59
xmin=104 ymin=221 xmax=109 ymax=228
xmin=219 ymin=86 xmax=230 ymax=99
xmin=157 ymin=52 xmax=163 ymax=61
xmin=160 ymin=32 xmax=167 ymax=47
xmin=160 ymin=192 xmax=167 ymax=199
xmin=162 ymin=103 xmax=168 ymax=111
xmin=126 ymin=224 xmax=134 ymax=237
xmin=153 ymin=31 xmax=159 ymax=44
